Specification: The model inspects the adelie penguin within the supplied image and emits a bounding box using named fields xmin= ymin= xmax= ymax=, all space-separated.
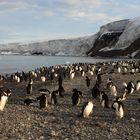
xmin=37 ymin=94 xmax=48 ymax=109
xmin=92 ymin=82 xmax=100 ymax=99
xmin=26 ymin=79 xmax=33 ymax=94
xmin=50 ymin=90 xmax=58 ymax=105
xmin=100 ymin=91 xmax=110 ymax=108
xmin=79 ymin=101 xmax=94 ymax=118
xmin=86 ymin=76 xmax=90 ymax=87
xmin=136 ymin=80 xmax=140 ymax=91
xmin=126 ymin=81 xmax=135 ymax=94
xmin=112 ymin=100 xmax=124 ymax=119
xmin=0 ymin=89 xmax=11 ymax=111
xmin=138 ymin=98 xmax=140 ymax=103
xmin=71 ymin=88 xmax=82 ymax=106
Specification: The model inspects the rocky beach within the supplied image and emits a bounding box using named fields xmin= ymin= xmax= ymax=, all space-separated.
xmin=0 ymin=61 xmax=140 ymax=140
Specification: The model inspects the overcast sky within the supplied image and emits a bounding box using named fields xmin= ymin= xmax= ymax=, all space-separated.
xmin=0 ymin=0 xmax=140 ymax=43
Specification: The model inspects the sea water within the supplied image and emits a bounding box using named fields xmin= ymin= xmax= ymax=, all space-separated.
xmin=0 ymin=55 xmax=120 ymax=74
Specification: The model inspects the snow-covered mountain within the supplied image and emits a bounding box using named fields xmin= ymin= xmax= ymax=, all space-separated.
xmin=1 ymin=17 xmax=140 ymax=58
xmin=0 ymin=35 xmax=98 ymax=56
xmin=87 ymin=17 xmax=140 ymax=58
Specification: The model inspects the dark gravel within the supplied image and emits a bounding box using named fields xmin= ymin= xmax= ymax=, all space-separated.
xmin=0 ymin=63 xmax=140 ymax=140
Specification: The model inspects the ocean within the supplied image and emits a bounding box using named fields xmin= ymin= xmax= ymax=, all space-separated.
xmin=0 ymin=55 xmax=120 ymax=74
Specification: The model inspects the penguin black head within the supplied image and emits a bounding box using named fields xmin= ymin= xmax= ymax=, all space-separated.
xmin=24 ymin=98 xmax=33 ymax=106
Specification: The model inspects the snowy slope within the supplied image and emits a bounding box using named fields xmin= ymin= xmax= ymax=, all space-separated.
xmin=115 ymin=17 xmax=140 ymax=49
xmin=0 ymin=35 xmax=98 ymax=56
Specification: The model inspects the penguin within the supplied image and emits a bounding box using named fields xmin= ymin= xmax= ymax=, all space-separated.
xmin=24 ymin=98 xmax=33 ymax=106
xmin=0 ymin=89 xmax=11 ymax=111
xmin=110 ymin=84 xmax=117 ymax=97
xmin=79 ymin=101 xmax=94 ymax=118
xmin=41 ymin=76 xmax=46 ymax=82
xmin=115 ymin=92 xmax=127 ymax=102
xmin=58 ymin=85 xmax=65 ymax=97
xmin=37 ymin=94 xmax=48 ymax=109
xmin=81 ymin=70 xmax=85 ymax=77
xmin=117 ymin=67 xmax=121 ymax=73
xmin=70 ymin=71 xmax=75 ymax=80
xmin=58 ymin=75 xmax=63 ymax=87
xmin=106 ymin=78 xmax=113 ymax=90
xmin=26 ymin=79 xmax=33 ymax=94
xmin=71 ymin=89 xmax=81 ymax=106
xmin=22 ymin=71 xmax=28 ymax=82
xmin=92 ymin=83 xmax=100 ymax=99
xmin=100 ymin=91 xmax=109 ymax=108
xmin=126 ymin=81 xmax=135 ymax=94
xmin=86 ymin=76 xmax=90 ymax=87
xmin=112 ymin=100 xmax=124 ymax=119
xmin=138 ymin=98 xmax=140 ymax=103
xmin=51 ymin=90 xmax=58 ymax=105
xmin=96 ymin=74 xmax=102 ymax=84
xmin=136 ymin=80 xmax=140 ymax=91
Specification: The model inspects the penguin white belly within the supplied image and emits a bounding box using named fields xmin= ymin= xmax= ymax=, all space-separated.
xmin=70 ymin=73 xmax=75 ymax=80
xmin=136 ymin=83 xmax=140 ymax=91
xmin=101 ymin=100 xmax=105 ymax=108
xmin=116 ymin=106 xmax=124 ymax=118
xmin=130 ymin=88 xmax=135 ymax=94
xmin=111 ymin=86 xmax=117 ymax=96
xmin=83 ymin=104 xmax=93 ymax=118
xmin=41 ymin=76 xmax=46 ymax=82
xmin=0 ymin=96 xmax=8 ymax=111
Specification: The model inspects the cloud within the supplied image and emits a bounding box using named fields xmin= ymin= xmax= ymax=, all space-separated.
xmin=0 ymin=0 xmax=31 ymax=13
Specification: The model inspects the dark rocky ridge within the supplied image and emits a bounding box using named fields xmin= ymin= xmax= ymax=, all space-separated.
xmin=87 ymin=18 xmax=140 ymax=58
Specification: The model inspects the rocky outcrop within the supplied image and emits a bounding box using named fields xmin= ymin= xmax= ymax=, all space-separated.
xmin=87 ymin=17 xmax=140 ymax=58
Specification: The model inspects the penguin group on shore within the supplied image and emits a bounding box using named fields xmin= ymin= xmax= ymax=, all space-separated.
xmin=0 ymin=60 xmax=139 ymax=121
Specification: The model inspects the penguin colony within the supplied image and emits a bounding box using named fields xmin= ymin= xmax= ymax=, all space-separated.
xmin=0 ymin=60 xmax=140 ymax=121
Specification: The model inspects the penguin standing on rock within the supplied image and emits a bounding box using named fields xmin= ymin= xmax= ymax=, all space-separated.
xmin=37 ymin=94 xmax=48 ymax=109
xmin=100 ymin=91 xmax=110 ymax=108
xmin=86 ymin=76 xmax=90 ymax=87
xmin=71 ymin=89 xmax=81 ymax=106
xmin=0 ymin=89 xmax=11 ymax=111
xmin=79 ymin=101 xmax=94 ymax=118
xmin=138 ymin=98 xmax=140 ymax=103
xmin=110 ymin=84 xmax=117 ymax=97
xmin=26 ymin=79 xmax=33 ymax=94
xmin=136 ymin=80 xmax=140 ymax=91
xmin=112 ymin=100 xmax=124 ymax=119
xmin=51 ymin=91 xmax=57 ymax=105
xmin=92 ymin=83 xmax=100 ymax=99
xmin=126 ymin=81 xmax=135 ymax=94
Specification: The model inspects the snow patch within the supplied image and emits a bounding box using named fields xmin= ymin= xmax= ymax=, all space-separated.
xmin=131 ymin=50 xmax=140 ymax=57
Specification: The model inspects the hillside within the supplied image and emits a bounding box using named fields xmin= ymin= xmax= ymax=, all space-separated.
xmin=1 ymin=17 xmax=140 ymax=58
